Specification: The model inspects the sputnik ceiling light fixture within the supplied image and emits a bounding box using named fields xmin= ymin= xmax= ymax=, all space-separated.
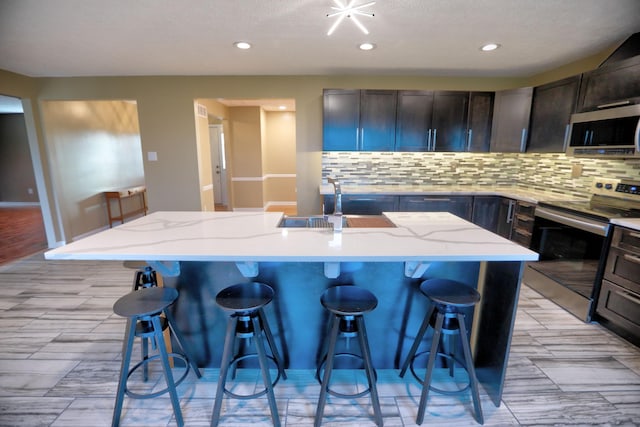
xmin=326 ymin=0 xmax=376 ymax=36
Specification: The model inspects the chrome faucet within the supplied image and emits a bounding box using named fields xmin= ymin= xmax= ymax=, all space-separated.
xmin=326 ymin=177 xmax=343 ymax=231
xmin=328 ymin=177 xmax=342 ymax=216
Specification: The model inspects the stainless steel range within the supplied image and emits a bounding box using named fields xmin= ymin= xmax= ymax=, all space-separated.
xmin=524 ymin=178 xmax=640 ymax=321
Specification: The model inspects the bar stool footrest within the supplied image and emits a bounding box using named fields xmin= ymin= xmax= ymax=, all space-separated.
xmin=316 ymin=353 xmax=378 ymax=399
xmin=125 ymin=352 xmax=190 ymax=399
xmin=409 ymin=351 xmax=472 ymax=395
xmin=224 ymin=353 xmax=282 ymax=399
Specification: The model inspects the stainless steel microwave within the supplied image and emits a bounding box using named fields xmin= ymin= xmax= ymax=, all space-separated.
xmin=566 ymin=103 xmax=640 ymax=158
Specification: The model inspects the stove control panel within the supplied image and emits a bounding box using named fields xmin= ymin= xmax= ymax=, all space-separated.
xmin=592 ymin=178 xmax=640 ymax=202
xmin=617 ymin=182 xmax=640 ymax=196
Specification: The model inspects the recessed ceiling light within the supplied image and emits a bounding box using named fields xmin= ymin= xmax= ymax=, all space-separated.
xmin=234 ymin=41 xmax=252 ymax=50
xmin=480 ymin=43 xmax=500 ymax=52
xmin=359 ymin=42 xmax=376 ymax=51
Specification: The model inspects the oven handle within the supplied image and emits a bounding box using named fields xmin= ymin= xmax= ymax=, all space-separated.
xmin=535 ymin=207 xmax=609 ymax=236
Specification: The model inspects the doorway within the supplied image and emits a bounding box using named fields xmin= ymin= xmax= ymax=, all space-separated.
xmin=209 ymin=124 xmax=228 ymax=207
xmin=0 ymin=94 xmax=48 ymax=264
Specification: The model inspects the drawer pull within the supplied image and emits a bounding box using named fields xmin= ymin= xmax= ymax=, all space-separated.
xmin=418 ymin=198 xmax=451 ymax=202
xmin=615 ymin=289 xmax=640 ymax=305
xmin=623 ymin=254 xmax=640 ymax=265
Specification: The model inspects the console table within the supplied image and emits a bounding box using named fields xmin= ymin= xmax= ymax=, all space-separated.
xmin=104 ymin=186 xmax=147 ymax=228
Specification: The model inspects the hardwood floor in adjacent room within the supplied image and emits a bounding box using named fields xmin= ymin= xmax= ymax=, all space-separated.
xmin=0 ymin=254 xmax=638 ymax=426
xmin=0 ymin=206 xmax=47 ymax=266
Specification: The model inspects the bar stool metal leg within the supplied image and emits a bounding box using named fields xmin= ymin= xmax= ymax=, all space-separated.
xmin=356 ymin=316 xmax=383 ymax=427
xmin=112 ymin=318 xmax=137 ymax=427
xmin=457 ymin=313 xmax=483 ymax=424
xmin=416 ymin=312 xmax=444 ymax=425
xmin=399 ymin=304 xmax=434 ymax=378
xmin=251 ymin=315 xmax=281 ymax=427
xmin=258 ymin=307 xmax=287 ymax=380
xmin=152 ymin=315 xmax=184 ymax=427
xmin=211 ymin=316 xmax=238 ymax=427
xmin=314 ymin=315 xmax=340 ymax=427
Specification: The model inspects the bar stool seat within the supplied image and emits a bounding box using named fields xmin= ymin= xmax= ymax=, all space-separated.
xmin=112 ymin=287 xmax=201 ymax=427
xmin=400 ymin=278 xmax=483 ymax=425
xmin=315 ymin=285 xmax=383 ymax=427
xmin=211 ymin=282 xmax=286 ymax=427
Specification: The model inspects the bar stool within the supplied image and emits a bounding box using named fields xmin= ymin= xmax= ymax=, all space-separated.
xmin=133 ymin=265 xmax=158 ymax=290
xmin=315 ymin=285 xmax=383 ymax=427
xmin=210 ymin=282 xmax=286 ymax=427
xmin=130 ymin=265 xmax=159 ymax=381
xmin=112 ymin=287 xmax=202 ymax=427
xmin=399 ymin=278 xmax=483 ymax=425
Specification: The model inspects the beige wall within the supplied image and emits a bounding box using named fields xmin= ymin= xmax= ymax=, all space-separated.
xmin=229 ymin=106 xmax=263 ymax=209
xmin=194 ymin=102 xmax=214 ymax=211
xmin=40 ymin=100 xmax=144 ymax=240
xmin=0 ymin=47 xmax=618 ymax=245
xmin=263 ymin=111 xmax=296 ymax=207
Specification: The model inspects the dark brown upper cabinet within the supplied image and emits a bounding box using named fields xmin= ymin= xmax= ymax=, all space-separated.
xmin=322 ymin=89 xmax=397 ymax=151
xmin=527 ymin=75 xmax=580 ymax=153
xmin=578 ymin=55 xmax=640 ymax=112
xmin=395 ymin=90 xmax=435 ymax=151
xmin=490 ymin=87 xmax=533 ymax=153
xmin=395 ymin=90 xmax=490 ymax=152
xmin=466 ymin=92 xmax=494 ymax=152
xmin=431 ymin=91 xmax=470 ymax=152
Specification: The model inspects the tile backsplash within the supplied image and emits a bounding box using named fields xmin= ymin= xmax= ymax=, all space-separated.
xmin=322 ymin=152 xmax=640 ymax=199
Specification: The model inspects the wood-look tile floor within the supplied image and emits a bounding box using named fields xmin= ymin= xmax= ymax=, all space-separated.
xmin=1 ymin=254 xmax=639 ymax=426
xmin=0 ymin=207 xmax=47 ymax=266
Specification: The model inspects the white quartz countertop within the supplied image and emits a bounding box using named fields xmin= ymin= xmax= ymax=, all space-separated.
xmin=318 ymin=184 xmax=585 ymax=204
xmin=611 ymin=218 xmax=640 ymax=231
xmin=45 ymin=211 xmax=538 ymax=263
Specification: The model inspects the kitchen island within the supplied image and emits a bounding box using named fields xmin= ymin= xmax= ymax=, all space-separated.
xmin=45 ymin=210 xmax=538 ymax=406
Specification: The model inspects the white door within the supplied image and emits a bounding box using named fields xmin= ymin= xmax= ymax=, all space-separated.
xmin=209 ymin=125 xmax=227 ymax=207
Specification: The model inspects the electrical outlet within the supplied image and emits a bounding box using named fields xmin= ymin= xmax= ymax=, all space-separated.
xmin=571 ymin=164 xmax=583 ymax=178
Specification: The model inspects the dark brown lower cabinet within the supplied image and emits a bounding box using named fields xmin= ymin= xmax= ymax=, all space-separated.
xmin=596 ymin=226 xmax=640 ymax=346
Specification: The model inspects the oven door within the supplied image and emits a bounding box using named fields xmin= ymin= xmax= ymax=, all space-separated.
xmin=524 ymin=206 xmax=611 ymax=321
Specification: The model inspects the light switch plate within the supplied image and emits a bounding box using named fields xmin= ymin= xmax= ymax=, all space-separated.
xmin=147 ymin=151 xmax=158 ymax=161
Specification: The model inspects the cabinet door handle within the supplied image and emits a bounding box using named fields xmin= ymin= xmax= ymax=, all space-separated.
xmin=520 ymin=129 xmax=527 ymax=152
xmin=427 ymin=129 xmax=432 ymax=151
xmin=356 ymin=127 xmax=360 ymax=149
xmin=615 ymin=289 xmax=640 ymax=305
xmin=360 ymin=128 xmax=364 ymax=150
xmin=597 ymin=100 xmax=631 ymax=109
xmin=623 ymin=254 xmax=640 ymax=265
xmin=588 ymin=130 xmax=594 ymax=146
xmin=506 ymin=200 xmax=515 ymax=223
xmin=432 ymin=129 xmax=437 ymax=151
xmin=467 ymin=129 xmax=473 ymax=151
xmin=418 ymin=197 xmax=451 ymax=202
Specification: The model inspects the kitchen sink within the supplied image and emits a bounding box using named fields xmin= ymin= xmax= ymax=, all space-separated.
xmin=277 ymin=216 xmax=347 ymax=228
xmin=277 ymin=215 xmax=396 ymax=228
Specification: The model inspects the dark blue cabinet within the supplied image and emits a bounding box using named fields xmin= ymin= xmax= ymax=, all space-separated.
xmin=322 ymin=89 xmax=397 ymax=151
xmin=322 ymin=194 xmax=399 ymax=215
xmin=398 ymin=195 xmax=473 ymax=221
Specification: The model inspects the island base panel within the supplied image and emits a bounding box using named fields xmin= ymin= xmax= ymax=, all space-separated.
xmin=163 ymin=259 xmax=522 ymax=406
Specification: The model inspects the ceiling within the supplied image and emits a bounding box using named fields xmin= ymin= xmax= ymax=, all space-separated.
xmin=1 ymin=0 xmax=639 ymax=79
